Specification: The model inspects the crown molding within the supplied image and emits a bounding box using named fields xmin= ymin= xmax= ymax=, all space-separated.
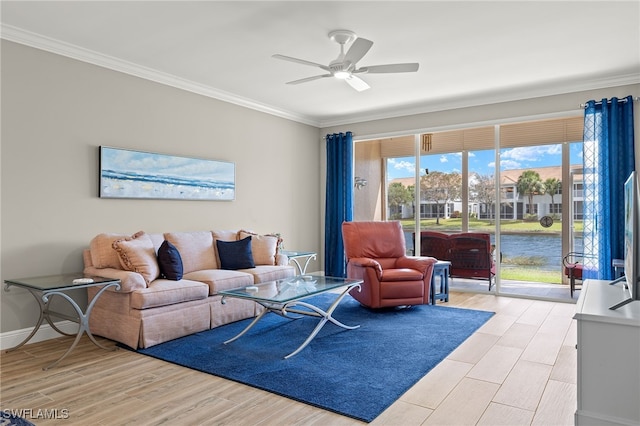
xmin=1 ymin=24 xmax=321 ymax=127
xmin=317 ymin=72 xmax=640 ymax=128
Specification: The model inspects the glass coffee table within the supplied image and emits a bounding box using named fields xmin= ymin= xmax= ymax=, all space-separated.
xmin=4 ymin=273 xmax=120 ymax=370
xmin=219 ymin=275 xmax=362 ymax=359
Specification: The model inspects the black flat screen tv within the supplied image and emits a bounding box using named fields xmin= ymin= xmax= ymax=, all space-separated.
xmin=610 ymin=171 xmax=640 ymax=310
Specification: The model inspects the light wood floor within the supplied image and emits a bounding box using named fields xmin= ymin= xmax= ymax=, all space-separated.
xmin=1 ymin=292 xmax=577 ymax=425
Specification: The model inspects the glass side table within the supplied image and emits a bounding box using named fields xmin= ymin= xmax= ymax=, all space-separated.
xmin=4 ymin=273 xmax=120 ymax=370
xmin=280 ymin=250 xmax=317 ymax=275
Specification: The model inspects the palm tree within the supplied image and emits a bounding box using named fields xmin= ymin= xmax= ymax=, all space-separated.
xmin=516 ymin=170 xmax=545 ymax=217
xmin=544 ymin=178 xmax=561 ymax=216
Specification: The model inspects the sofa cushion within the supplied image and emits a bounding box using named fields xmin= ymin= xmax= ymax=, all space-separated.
xmin=164 ymin=231 xmax=216 ymax=274
xmin=184 ymin=269 xmax=254 ymax=294
xmin=239 ymin=230 xmax=278 ymax=265
xmin=90 ymin=232 xmax=129 ymax=269
xmin=212 ymin=230 xmax=238 ymax=242
xmin=112 ymin=231 xmax=160 ymax=285
xmin=157 ymin=240 xmax=184 ymax=280
xmin=242 ymin=265 xmax=296 ymax=284
xmin=217 ymin=236 xmax=255 ymax=270
xmin=148 ymin=233 xmax=165 ymax=252
xmin=130 ymin=279 xmax=208 ymax=309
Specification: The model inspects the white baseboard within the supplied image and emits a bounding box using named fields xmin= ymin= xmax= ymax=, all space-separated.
xmin=0 ymin=321 xmax=77 ymax=351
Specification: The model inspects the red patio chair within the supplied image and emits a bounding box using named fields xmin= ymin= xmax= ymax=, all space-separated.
xmin=563 ymin=252 xmax=585 ymax=298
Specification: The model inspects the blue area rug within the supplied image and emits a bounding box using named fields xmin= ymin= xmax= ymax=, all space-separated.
xmin=0 ymin=411 xmax=36 ymax=426
xmin=134 ymin=294 xmax=494 ymax=422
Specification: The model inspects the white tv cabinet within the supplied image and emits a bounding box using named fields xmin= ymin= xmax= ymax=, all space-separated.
xmin=574 ymin=279 xmax=640 ymax=425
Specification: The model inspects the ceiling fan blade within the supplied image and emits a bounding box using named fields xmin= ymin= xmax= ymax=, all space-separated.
xmin=272 ymin=54 xmax=331 ymax=72
xmin=343 ymin=38 xmax=373 ymax=65
xmin=286 ymin=74 xmax=332 ymax=85
xmin=356 ymin=63 xmax=420 ymax=74
xmin=345 ymin=75 xmax=370 ymax=92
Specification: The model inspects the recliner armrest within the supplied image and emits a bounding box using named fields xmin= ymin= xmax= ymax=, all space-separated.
xmin=348 ymin=257 xmax=383 ymax=276
xmin=396 ymin=256 xmax=437 ymax=276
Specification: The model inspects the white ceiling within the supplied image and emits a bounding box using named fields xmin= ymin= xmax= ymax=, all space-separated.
xmin=2 ymin=1 xmax=639 ymax=127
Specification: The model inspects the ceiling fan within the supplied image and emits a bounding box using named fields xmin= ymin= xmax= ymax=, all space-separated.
xmin=273 ymin=30 xmax=419 ymax=92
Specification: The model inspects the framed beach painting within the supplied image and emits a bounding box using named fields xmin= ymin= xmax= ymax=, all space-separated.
xmin=99 ymin=146 xmax=235 ymax=200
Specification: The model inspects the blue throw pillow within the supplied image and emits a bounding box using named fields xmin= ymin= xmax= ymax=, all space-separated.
xmin=157 ymin=240 xmax=184 ymax=280
xmin=217 ymin=236 xmax=255 ymax=270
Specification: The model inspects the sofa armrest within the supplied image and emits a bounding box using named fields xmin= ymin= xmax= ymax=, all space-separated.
xmin=83 ymin=266 xmax=146 ymax=293
xmin=396 ymin=256 xmax=437 ymax=276
xmin=275 ymin=253 xmax=289 ymax=266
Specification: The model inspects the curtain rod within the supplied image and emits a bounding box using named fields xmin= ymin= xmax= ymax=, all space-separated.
xmin=580 ymin=96 xmax=639 ymax=109
xmin=322 ymin=132 xmax=356 ymax=141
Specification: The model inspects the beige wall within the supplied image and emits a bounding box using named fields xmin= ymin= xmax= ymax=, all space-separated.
xmin=0 ymin=41 xmax=322 ymax=333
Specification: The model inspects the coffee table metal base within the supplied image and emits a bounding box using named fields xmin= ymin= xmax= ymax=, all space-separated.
xmin=223 ymin=283 xmax=361 ymax=359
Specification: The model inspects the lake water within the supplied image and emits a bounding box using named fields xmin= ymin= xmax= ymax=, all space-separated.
xmin=408 ymin=232 xmax=582 ymax=271
xmin=498 ymin=233 xmax=582 ymax=271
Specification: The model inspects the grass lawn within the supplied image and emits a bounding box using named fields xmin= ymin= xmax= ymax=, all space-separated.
xmin=400 ymin=217 xmax=583 ymax=234
xmin=501 ymin=267 xmax=563 ymax=284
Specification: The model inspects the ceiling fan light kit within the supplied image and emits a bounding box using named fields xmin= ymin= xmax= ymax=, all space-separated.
xmin=273 ymin=29 xmax=419 ymax=92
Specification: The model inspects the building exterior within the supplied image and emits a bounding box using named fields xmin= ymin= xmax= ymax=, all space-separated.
xmin=389 ymin=165 xmax=584 ymax=221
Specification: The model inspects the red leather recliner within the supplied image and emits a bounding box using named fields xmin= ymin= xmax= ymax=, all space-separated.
xmin=342 ymin=221 xmax=437 ymax=308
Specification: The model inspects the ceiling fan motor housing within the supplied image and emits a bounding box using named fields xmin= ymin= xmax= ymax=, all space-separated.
xmin=328 ymin=30 xmax=357 ymax=46
xmin=329 ymin=61 xmax=352 ymax=74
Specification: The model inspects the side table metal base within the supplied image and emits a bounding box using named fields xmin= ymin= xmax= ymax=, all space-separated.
xmin=431 ymin=261 xmax=451 ymax=304
xmin=281 ymin=251 xmax=317 ymax=275
xmin=4 ymin=280 xmax=120 ymax=370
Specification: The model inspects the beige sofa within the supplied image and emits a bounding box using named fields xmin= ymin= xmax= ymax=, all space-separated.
xmin=82 ymin=229 xmax=295 ymax=349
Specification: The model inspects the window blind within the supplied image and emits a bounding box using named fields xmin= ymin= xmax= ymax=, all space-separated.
xmin=500 ymin=116 xmax=583 ymax=148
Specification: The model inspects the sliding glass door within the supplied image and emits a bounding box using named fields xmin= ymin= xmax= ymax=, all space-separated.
xmin=497 ymin=143 xmax=564 ymax=298
xmin=353 ymin=116 xmax=585 ymax=301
